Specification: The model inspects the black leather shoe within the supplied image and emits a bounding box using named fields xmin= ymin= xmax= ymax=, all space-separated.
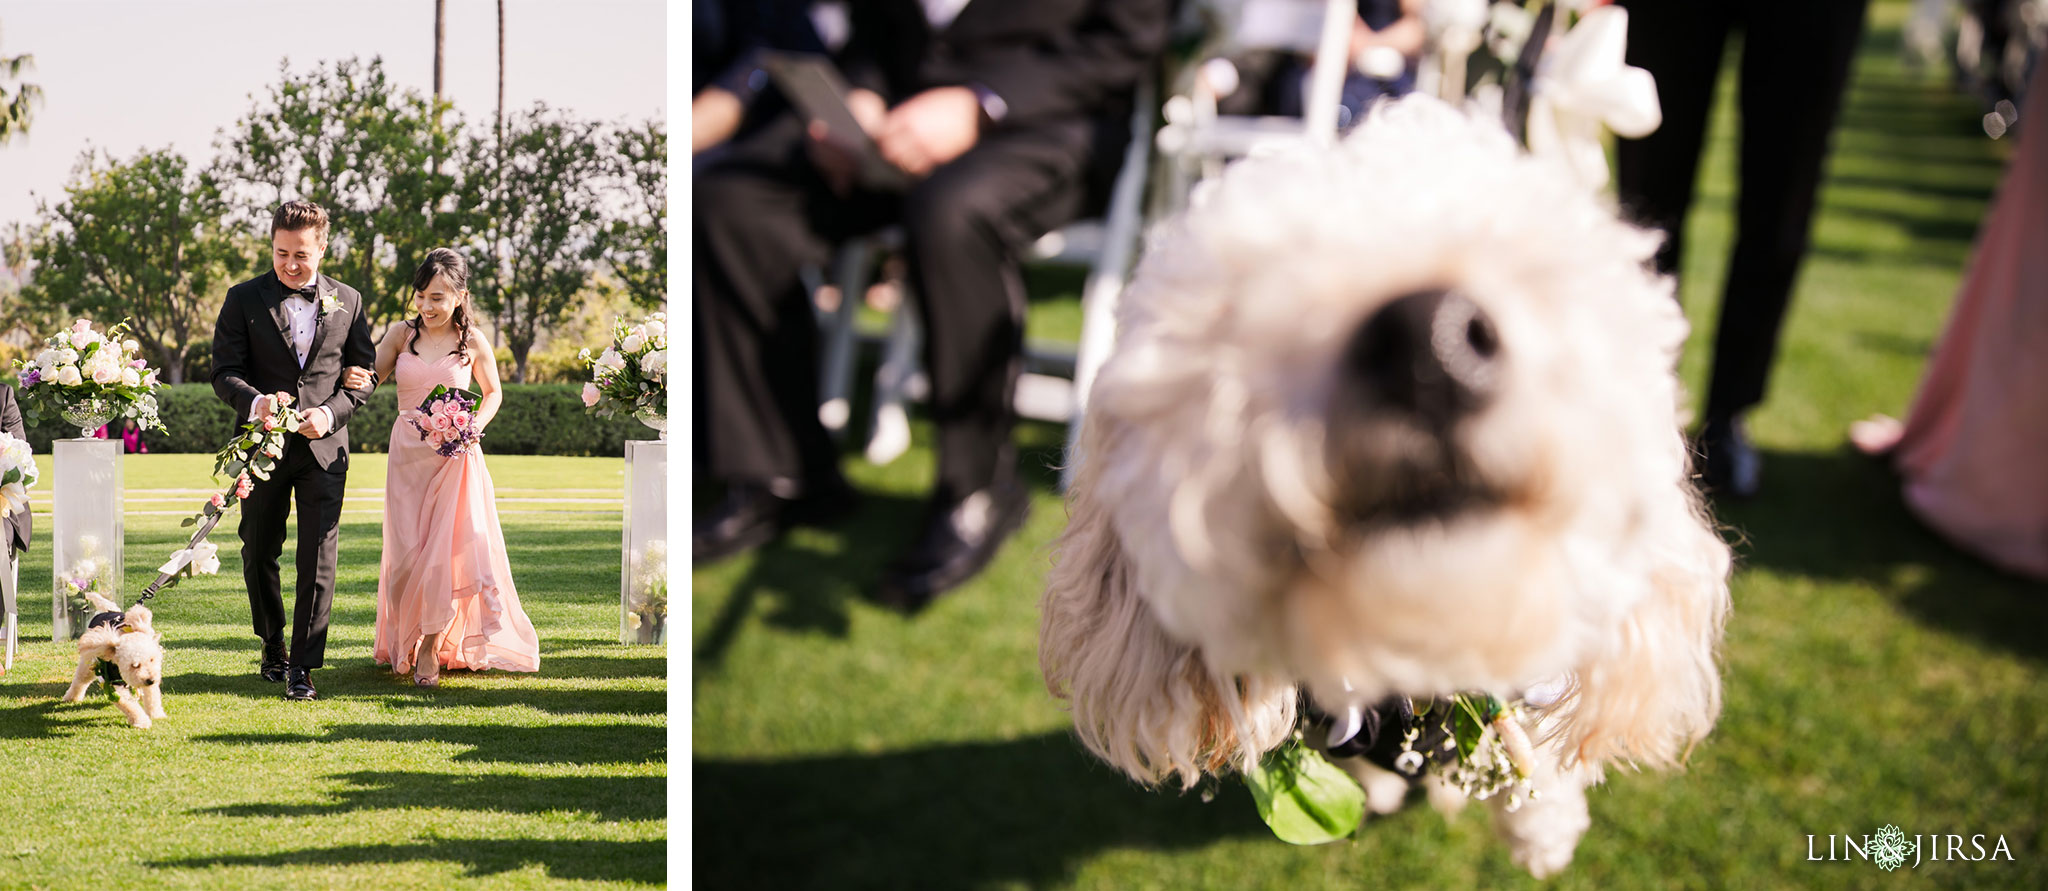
xmin=875 ymin=480 xmax=1031 ymax=612
xmin=1698 ymin=415 xmax=1761 ymax=499
xmin=259 ymin=640 xmax=289 ymax=683
xmin=284 ymin=666 xmax=318 ymax=701
xmin=692 ymin=479 xmax=858 ymax=564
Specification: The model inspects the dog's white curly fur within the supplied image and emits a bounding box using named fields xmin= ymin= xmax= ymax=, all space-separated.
xmin=1039 ymin=97 xmax=1731 ymax=876
xmin=61 ymin=591 xmax=167 ymax=729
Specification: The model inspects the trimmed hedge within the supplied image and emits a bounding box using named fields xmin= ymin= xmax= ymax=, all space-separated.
xmin=22 ymin=384 xmax=650 ymax=457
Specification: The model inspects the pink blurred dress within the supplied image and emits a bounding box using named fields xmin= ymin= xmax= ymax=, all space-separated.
xmin=1883 ymin=65 xmax=2048 ymax=580
xmin=372 ymin=347 xmax=542 ymax=674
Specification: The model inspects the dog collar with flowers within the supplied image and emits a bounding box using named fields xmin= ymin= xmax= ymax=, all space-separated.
xmin=1244 ymin=689 xmax=1543 ymax=845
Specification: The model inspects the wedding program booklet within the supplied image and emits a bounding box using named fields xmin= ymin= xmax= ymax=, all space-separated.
xmin=760 ymin=51 xmax=911 ymax=191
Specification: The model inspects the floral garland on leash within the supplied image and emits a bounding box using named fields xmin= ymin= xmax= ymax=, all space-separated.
xmin=1245 ymin=691 xmax=1543 ymax=845
xmin=141 ymin=394 xmax=304 ymax=600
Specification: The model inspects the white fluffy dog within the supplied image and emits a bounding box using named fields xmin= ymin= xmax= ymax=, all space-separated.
xmin=1039 ymin=98 xmax=1731 ymax=877
xmin=61 ymin=591 xmax=167 ymax=729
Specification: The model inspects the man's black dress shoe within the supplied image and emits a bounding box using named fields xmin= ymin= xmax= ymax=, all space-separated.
xmin=693 ymin=480 xmax=859 ymax=564
xmin=1698 ymin=415 xmax=1761 ymax=499
xmin=876 ymin=480 xmax=1031 ymax=612
xmin=259 ymin=640 xmax=289 ymax=683
xmin=284 ymin=666 xmax=318 ymax=701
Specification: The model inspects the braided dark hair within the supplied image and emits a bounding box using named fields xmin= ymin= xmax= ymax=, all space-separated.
xmin=405 ymin=247 xmax=473 ymax=362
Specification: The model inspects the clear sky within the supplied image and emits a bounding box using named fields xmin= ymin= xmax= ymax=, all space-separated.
xmin=0 ymin=0 xmax=667 ymax=228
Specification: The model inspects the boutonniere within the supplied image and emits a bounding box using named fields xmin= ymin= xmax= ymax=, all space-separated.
xmin=318 ymin=293 xmax=342 ymax=317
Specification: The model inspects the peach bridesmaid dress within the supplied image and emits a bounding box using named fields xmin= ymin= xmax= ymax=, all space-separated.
xmin=1856 ymin=62 xmax=2048 ymax=580
xmin=372 ymin=345 xmax=541 ymax=674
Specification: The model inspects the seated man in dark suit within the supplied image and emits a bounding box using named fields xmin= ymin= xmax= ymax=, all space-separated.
xmin=693 ymin=0 xmax=1170 ymax=611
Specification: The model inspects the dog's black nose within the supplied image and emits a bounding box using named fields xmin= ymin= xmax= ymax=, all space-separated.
xmin=1339 ymin=289 xmax=1500 ymax=427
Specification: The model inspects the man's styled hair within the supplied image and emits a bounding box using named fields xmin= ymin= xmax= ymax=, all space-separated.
xmin=271 ymin=200 xmax=330 ymax=243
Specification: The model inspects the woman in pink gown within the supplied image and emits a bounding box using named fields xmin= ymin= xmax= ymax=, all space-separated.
xmin=350 ymin=248 xmax=540 ymax=685
xmin=1851 ymin=62 xmax=2048 ymax=580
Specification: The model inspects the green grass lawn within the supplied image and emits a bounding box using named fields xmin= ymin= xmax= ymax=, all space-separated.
xmin=3 ymin=454 xmax=665 ymax=889
xmin=693 ymin=3 xmax=2047 ymax=888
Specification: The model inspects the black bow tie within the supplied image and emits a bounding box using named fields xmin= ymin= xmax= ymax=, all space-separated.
xmin=289 ymin=285 xmax=317 ymax=300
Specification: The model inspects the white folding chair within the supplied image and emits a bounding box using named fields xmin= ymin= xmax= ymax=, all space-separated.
xmin=813 ymin=80 xmax=1158 ymax=480
xmin=1153 ymin=0 xmax=1356 ymax=213
xmin=1 ymin=545 xmax=18 ymax=673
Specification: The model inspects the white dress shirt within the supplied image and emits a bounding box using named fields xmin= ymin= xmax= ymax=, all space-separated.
xmin=250 ymin=277 xmax=333 ymax=434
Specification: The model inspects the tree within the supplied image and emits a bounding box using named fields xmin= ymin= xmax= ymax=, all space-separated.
xmin=218 ymin=57 xmax=469 ymax=328
xmin=468 ymin=104 xmax=608 ymax=383
xmin=0 ymin=23 xmax=43 ymax=144
xmin=606 ymin=118 xmax=666 ymax=311
xmin=22 ymin=149 xmax=241 ymax=383
xmin=0 ymin=221 xmax=71 ymax=343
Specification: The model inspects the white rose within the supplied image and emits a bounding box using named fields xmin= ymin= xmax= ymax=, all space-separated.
xmin=53 ymin=332 xmax=70 ymax=348
xmin=89 ymin=358 xmax=119 ymax=384
xmin=638 ymin=349 xmax=666 ymax=379
xmin=621 ymin=333 xmax=646 ymax=354
xmin=644 ymin=320 xmax=665 ymax=340
xmin=55 ymin=365 xmax=82 ymax=386
xmin=120 ymin=367 xmax=141 ymax=387
xmin=34 ymin=349 xmax=56 ymax=370
xmin=56 ymin=348 xmax=78 ymax=365
xmin=0 ymin=481 xmax=25 ymax=518
xmin=597 ymin=347 xmax=627 ymax=373
xmin=123 ymin=339 xmax=139 ymax=353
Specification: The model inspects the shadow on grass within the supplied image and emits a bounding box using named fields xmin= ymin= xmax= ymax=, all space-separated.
xmin=1712 ymin=448 xmax=2048 ymax=664
xmin=148 ymin=837 xmax=663 ymax=884
xmin=692 ymin=490 xmax=926 ymax=672
xmin=193 ymin=721 xmax=665 ymax=765
xmin=197 ymin=770 xmax=662 ymax=823
xmin=693 ymin=416 xmax=1073 ymax=674
xmin=694 ymin=732 xmax=1264 ymax=889
xmin=0 ymin=700 xmax=103 ymax=739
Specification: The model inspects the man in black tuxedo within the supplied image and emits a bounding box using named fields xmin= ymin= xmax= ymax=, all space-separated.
xmin=693 ymin=0 xmax=1170 ymax=611
xmin=211 ymin=201 xmax=376 ymax=700
xmin=1614 ymin=0 xmax=1870 ymax=498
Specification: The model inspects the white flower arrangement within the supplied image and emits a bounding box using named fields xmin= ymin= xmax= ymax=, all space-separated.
xmin=319 ymin=292 xmax=342 ymax=316
xmin=580 ymin=312 xmax=667 ymax=422
xmin=625 ymin=539 xmax=667 ymax=644
xmin=14 ymin=318 xmax=167 ymax=432
xmin=0 ymin=431 xmax=38 ymax=520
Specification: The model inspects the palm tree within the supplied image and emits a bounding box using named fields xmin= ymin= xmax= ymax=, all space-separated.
xmin=432 ymin=0 xmax=446 ymax=101
xmin=0 ymin=23 xmax=44 ymax=145
xmin=496 ymin=0 xmax=506 ymax=151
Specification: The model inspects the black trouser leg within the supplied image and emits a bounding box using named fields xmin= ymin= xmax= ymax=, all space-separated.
xmin=1615 ymin=0 xmax=1735 ymax=278
xmin=239 ymin=449 xmax=295 ymax=646
xmin=694 ymin=116 xmax=892 ymax=495
xmin=899 ymin=133 xmax=1087 ymax=503
xmin=288 ymin=450 xmax=346 ymax=669
xmin=1705 ymin=0 xmax=1870 ymax=420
